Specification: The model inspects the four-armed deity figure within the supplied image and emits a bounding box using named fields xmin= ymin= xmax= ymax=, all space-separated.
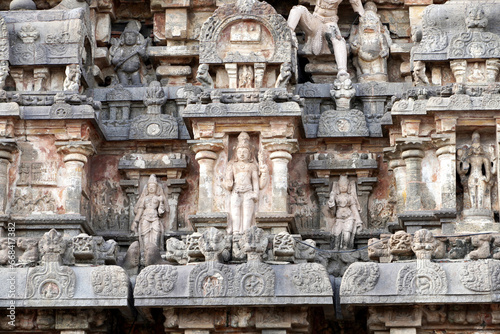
xmin=288 ymin=0 xmax=365 ymax=78
xmin=132 ymin=174 xmax=168 ymax=252
xmin=224 ymin=132 xmax=269 ymax=234
xmin=458 ymin=132 xmax=496 ymax=212
xmin=110 ymin=20 xmax=149 ymax=86
xmin=328 ymin=175 xmax=363 ymax=249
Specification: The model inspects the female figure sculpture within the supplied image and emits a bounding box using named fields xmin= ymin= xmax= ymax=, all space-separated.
xmin=132 ymin=174 xmax=168 ymax=252
xmin=328 ymin=174 xmax=363 ymax=249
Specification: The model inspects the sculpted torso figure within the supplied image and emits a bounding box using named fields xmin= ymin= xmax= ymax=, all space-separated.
xmin=328 ymin=175 xmax=363 ymax=249
xmin=111 ymin=20 xmax=148 ymax=86
xmin=132 ymin=175 xmax=168 ymax=252
xmin=224 ymin=132 xmax=268 ymax=234
xmin=349 ymin=2 xmax=391 ymax=82
xmin=288 ymin=0 xmax=364 ymax=77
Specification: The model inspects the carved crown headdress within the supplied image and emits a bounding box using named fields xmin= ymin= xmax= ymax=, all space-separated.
xmin=236 ymin=132 xmax=251 ymax=151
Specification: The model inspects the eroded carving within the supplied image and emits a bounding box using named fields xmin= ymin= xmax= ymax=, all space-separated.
xmin=292 ymin=263 xmax=331 ymax=294
xmin=135 ymin=265 xmax=178 ymax=296
xmin=91 ymin=266 xmax=129 ymax=297
xmin=340 ymin=262 xmax=380 ymax=295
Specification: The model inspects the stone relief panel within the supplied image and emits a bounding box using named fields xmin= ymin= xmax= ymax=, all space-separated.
xmin=90 ymin=155 xmax=129 ymax=232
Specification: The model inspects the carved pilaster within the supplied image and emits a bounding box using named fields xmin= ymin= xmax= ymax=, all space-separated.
xmin=0 ymin=140 xmax=16 ymax=214
xmin=167 ymin=179 xmax=187 ymax=231
xmin=401 ymin=142 xmax=425 ymax=211
xmin=433 ymin=134 xmax=456 ymax=210
xmin=357 ymin=177 xmax=378 ymax=229
xmin=262 ymin=139 xmax=298 ymax=213
xmin=33 ymin=67 xmax=49 ymax=91
xmin=311 ymin=178 xmax=330 ymax=230
xmin=57 ymin=141 xmax=95 ymax=214
xmin=384 ymin=148 xmax=406 ymax=214
xmin=189 ymin=140 xmax=224 ymax=213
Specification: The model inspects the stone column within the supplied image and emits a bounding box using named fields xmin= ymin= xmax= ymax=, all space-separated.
xmin=400 ymin=142 xmax=425 ymax=211
xmin=311 ymin=178 xmax=330 ymax=230
xmin=0 ymin=140 xmax=16 ymax=214
xmin=57 ymin=141 xmax=95 ymax=214
xmin=120 ymin=177 xmax=139 ymax=232
xmin=167 ymin=179 xmax=186 ymax=231
xmin=384 ymin=148 xmax=407 ymax=214
xmin=263 ymin=139 xmax=298 ymax=213
xmin=434 ymin=135 xmax=456 ymax=209
xmin=189 ymin=141 xmax=224 ymax=213
xmin=357 ymin=176 xmax=378 ymax=229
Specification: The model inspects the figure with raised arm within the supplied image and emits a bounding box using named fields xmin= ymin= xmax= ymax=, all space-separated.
xmin=288 ymin=0 xmax=365 ymax=78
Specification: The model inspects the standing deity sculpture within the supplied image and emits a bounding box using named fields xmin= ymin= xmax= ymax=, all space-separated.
xmin=110 ymin=20 xmax=149 ymax=86
xmin=223 ymin=132 xmax=269 ymax=234
xmin=327 ymin=175 xmax=363 ymax=249
xmin=349 ymin=2 xmax=391 ymax=82
xmin=131 ymin=174 xmax=169 ymax=253
xmin=457 ymin=132 xmax=496 ymax=218
xmin=287 ymin=0 xmax=365 ymax=78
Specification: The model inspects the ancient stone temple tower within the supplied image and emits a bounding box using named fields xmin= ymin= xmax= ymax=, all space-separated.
xmin=3 ymin=0 xmax=500 ymax=333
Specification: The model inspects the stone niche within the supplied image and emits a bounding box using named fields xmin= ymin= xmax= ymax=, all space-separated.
xmin=198 ymin=0 xmax=295 ymax=90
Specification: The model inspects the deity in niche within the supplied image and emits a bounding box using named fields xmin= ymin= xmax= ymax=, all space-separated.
xmin=110 ymin=20 xmax=149 ymax=86
xmin=223 ymin=132 xmax=269 ymax=234
xmin=132 ymin=174 xmax=168 ymax=252
xmin=327 ymin=175 xmax=363 ymax=249
xmin=457 ymin=132 xmax=496 ymax=213
xmin=238 ymin=65 xmax=254 ymax=88
xmin=349 ymin=2 xmax=391 ymax=82
xmin=287 ymin=0 xmax=364 ymax=78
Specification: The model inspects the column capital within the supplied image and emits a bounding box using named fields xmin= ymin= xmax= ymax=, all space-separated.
xmin=188 ymin=139 xmax=224 ymax=155
xmin=0 ymin=139 xmax=17 ymax=161
xmin=56 ymin=141 xmax=95 ymax=164
xmin=262 ymin=139 xmax=298 ymax=154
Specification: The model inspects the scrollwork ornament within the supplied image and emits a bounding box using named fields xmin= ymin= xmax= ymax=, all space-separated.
xmin=460 ymin=260 xmax=491 ymax=292
xmin=92 ymin=266 xmax=129 ymax=297
xmin=135 ymin=265 xmax=178 ymax=296
xmin=291 ymin=263 xmax=331 ymax=294
xmin=340 ymin=262 xmax=380 ymax=295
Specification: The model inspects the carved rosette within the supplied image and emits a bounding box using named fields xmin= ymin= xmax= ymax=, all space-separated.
xmin=340 ymin=262 xmax=380 ymax=295
xmin=91 ymin=266 xmax=129 ymax=297
xmin=397 ymin=261 xmax=447 ymax=295
xmin=188 ymin=262 xmax=235 ymax=298
xmin=26 ymin=261 xmax=76 ymax=299
xmin=291 ymin=263 xmax=332 ymax=295
xmin=129 ymin=114 xmax=178 ymax=140
xmin=135 ymin=265 xmax=178 ymax=296
xmin=317 ymin=109 xmax=369 ymax=137
xmin=235 ymin=262 xmax=275 ymax=297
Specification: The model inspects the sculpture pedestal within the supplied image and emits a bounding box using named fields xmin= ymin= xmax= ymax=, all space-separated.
xmin=189 ymin=213 xmax=228 ymax=233
xmin=456 ymin=209 xmax=500 ymax=233
xmin=255 ymin=213 xmax=297 ymax=234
